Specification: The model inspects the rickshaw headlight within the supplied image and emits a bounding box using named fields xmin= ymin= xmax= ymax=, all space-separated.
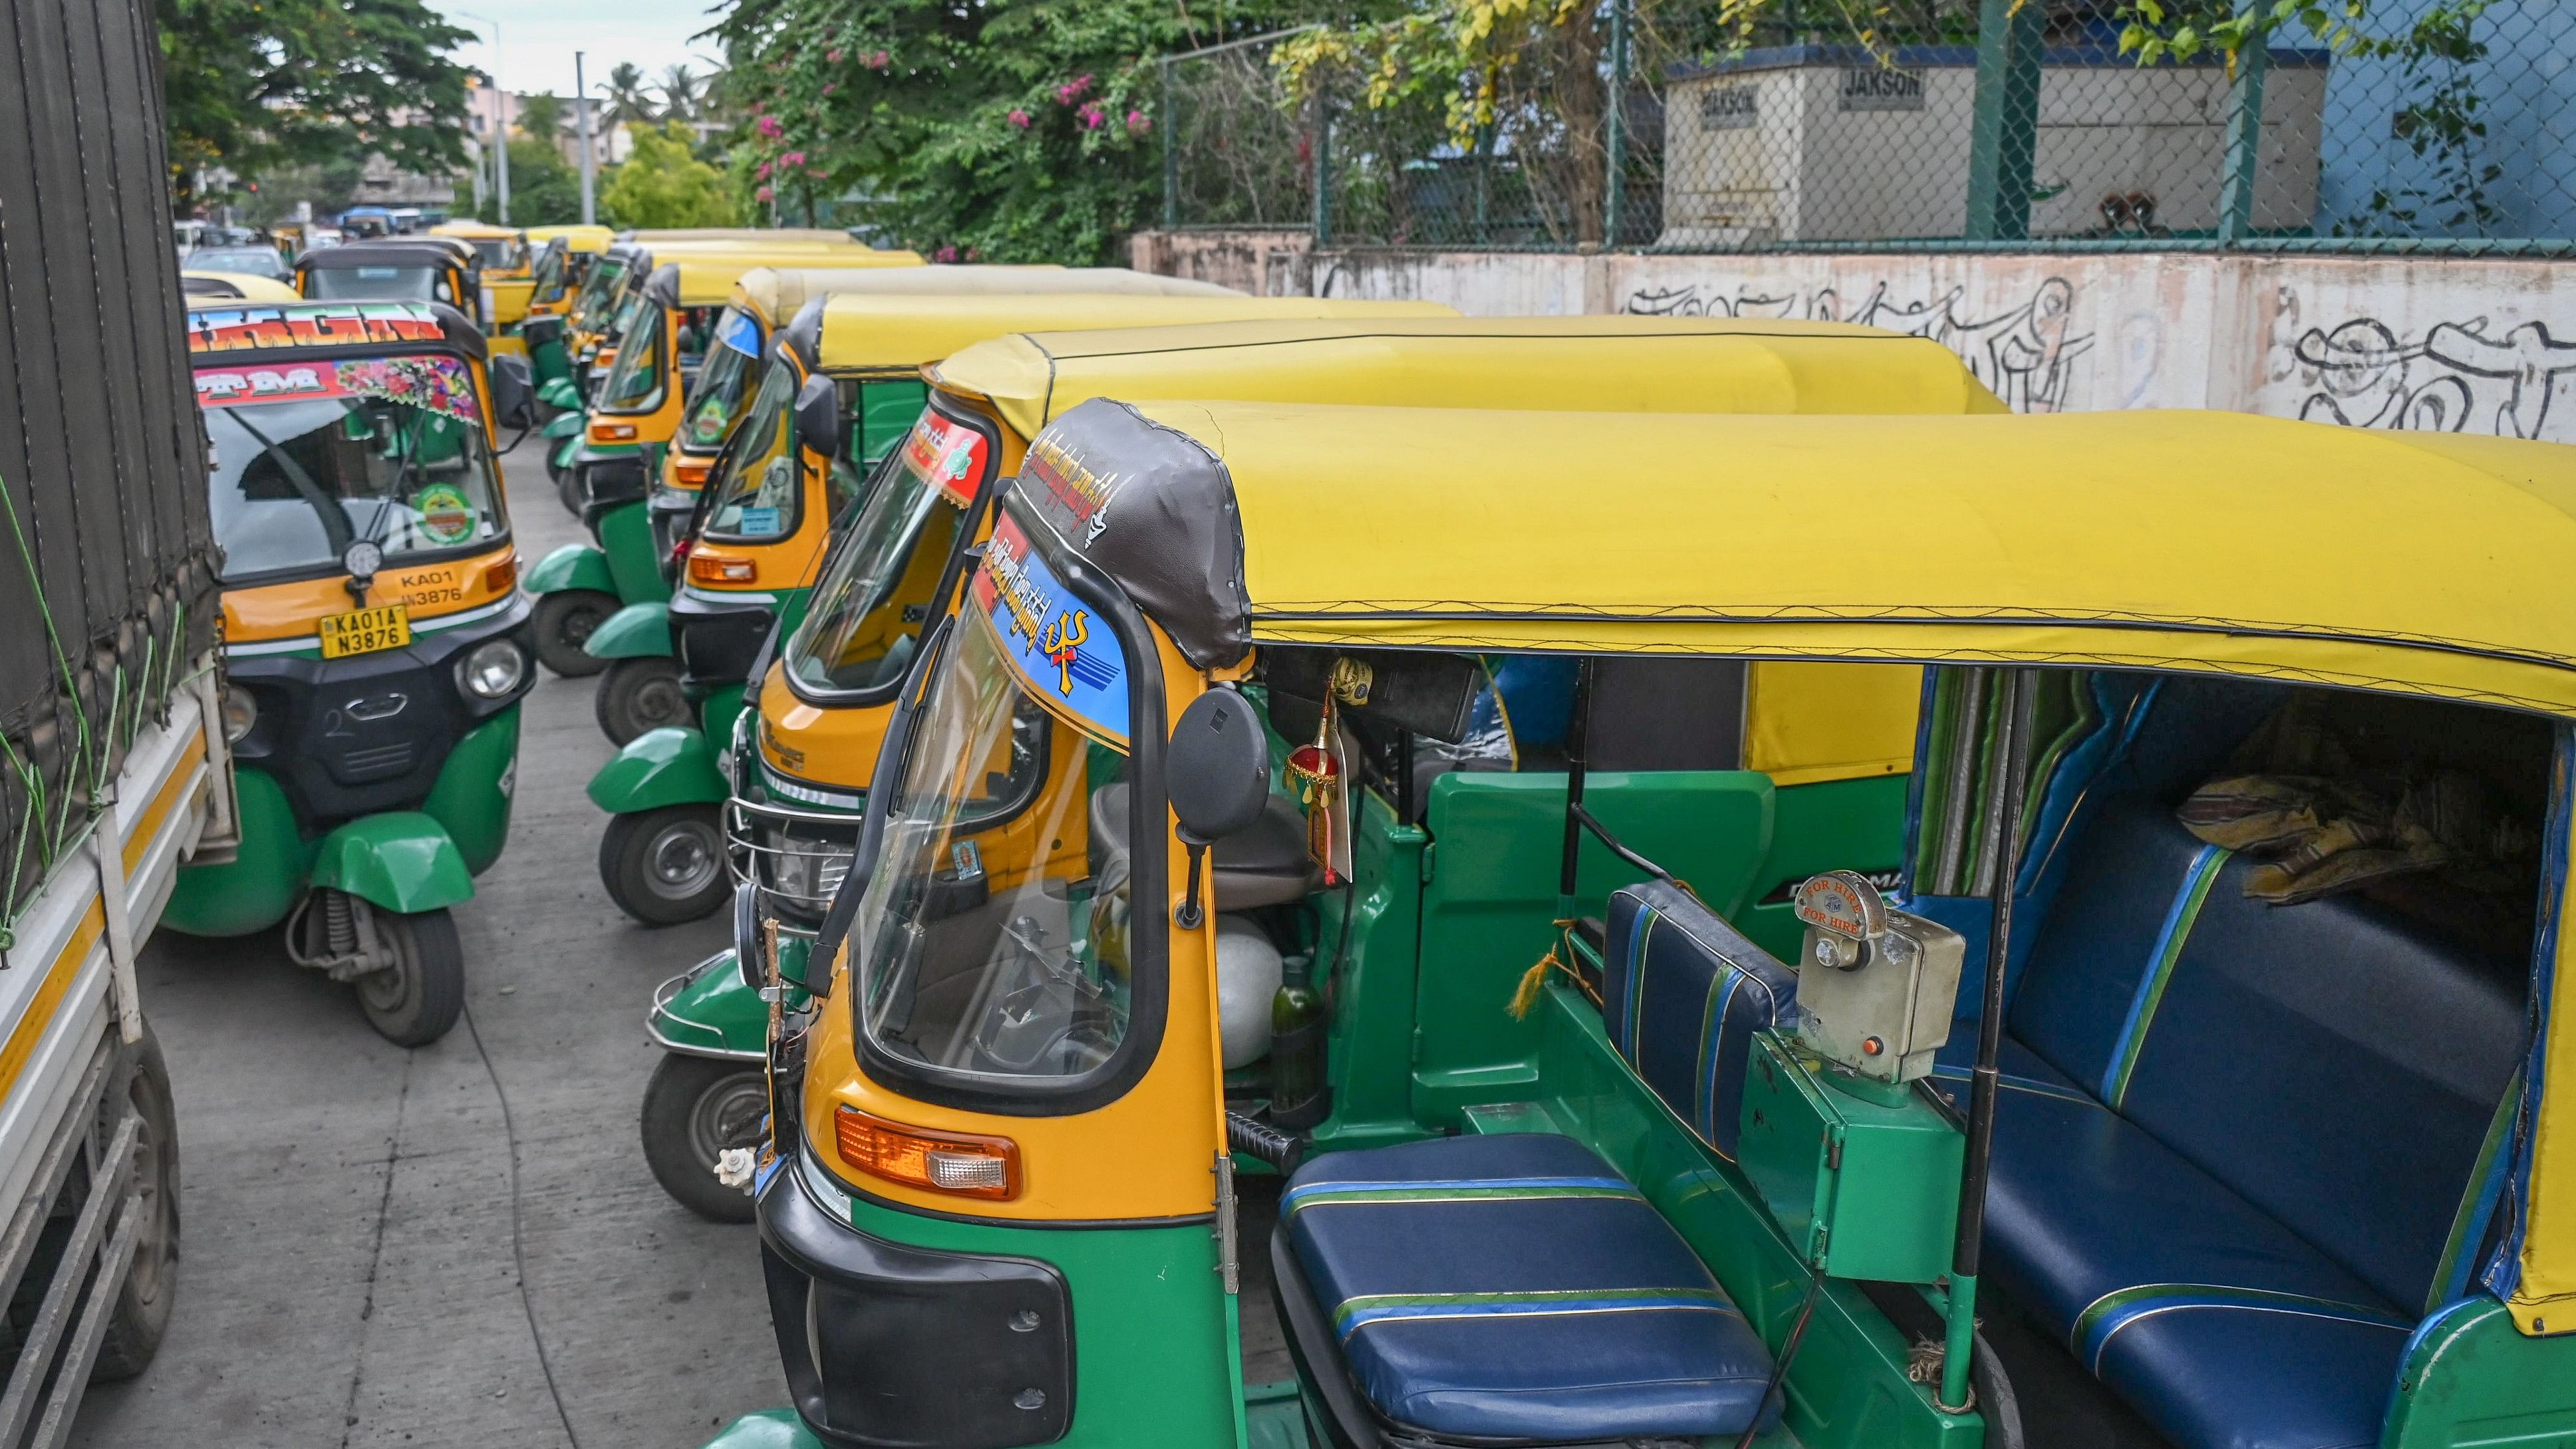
xmin=456 ymin=639 xmax=527 ymax=700
xmin=219 ymin=685 xmax=257 ymax=744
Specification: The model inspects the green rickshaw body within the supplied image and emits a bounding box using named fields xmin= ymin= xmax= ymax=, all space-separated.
xmin=649 ymin=950 xmax=770 ymax=1059
xmin=585 ymin=600 xmax=674 ymax=660
xmin=588 ymin=725 xmax=730 ymax=815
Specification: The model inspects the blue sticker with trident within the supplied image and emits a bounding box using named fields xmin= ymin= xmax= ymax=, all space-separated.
xmin=971 ymin=511 xmax=1131 ymax=746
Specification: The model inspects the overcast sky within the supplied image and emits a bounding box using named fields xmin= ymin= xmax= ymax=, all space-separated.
xmin=437 ymin=0 xmax=728 ymax=106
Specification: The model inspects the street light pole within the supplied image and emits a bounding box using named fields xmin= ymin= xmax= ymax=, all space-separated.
xmin=575 ymin=51 xmax=597 ymax=226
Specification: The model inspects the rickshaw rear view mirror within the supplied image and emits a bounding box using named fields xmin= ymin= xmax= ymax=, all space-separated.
xmin=793 ymin=374 xmax=841 ymax=461
xmin=1168 ymin=688 xmax=1271 ymax=928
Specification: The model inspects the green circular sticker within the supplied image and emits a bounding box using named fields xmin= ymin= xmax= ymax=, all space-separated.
xmin=414 ymin=483 xmax=477 ymax=545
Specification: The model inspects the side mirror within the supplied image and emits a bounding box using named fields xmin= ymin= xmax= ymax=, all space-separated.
xmin=488 ymin=354 xmax=534 ymax=430
xmin=793 ymin=374 xmax=841 ymax=461
xmin=1167 ymin=687 xmax=1272 ymax=928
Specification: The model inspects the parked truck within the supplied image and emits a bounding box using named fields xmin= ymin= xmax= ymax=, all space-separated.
xmin=0 ymin=0 xmax=237 ymax=1434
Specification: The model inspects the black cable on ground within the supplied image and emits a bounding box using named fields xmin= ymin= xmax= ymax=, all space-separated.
xmin=461 ymin=997 xmax=582 ymax=1449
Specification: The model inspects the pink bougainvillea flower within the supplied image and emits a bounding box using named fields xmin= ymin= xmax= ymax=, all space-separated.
xmin=821 ymin=82 xmax=837 ymax=96
xmin=933 ymin=245 xmax=958 ymax=263
xmin=867 ymin=50 xmax=889 ymax=69
xmin=755 ymin=160 xmax=772 ymax=179
xmin=1007 ymin=108 xmax=1031 ymax=129
xmin=755 ymin=185 xmax=775 ymax=202
xmin=1077 ymin=102 xmax=1105 ymax=130
xmin=756 ymin=114 xmax=783 ymax=139
xmin=1056 ymin=73 xmax=1093 ymax=105
xmin=781 ymin=150 xmax=806 ymax=167
xmin=825 ymin=47 xmax=842 ymax=63
xmin=1126 ymin=109 xmax=1149 ymax=135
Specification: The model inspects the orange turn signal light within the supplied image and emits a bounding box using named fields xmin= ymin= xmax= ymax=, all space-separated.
xmin=591 ymin=422 xmax=637 ymax=442
xmin=690 ymin=555 xmax=756 ymax=585
xmin=674 ymin=459 xmax=713 ymax=488
xmin=480 ymin=555 xmax=518 ymax=595
xmin=835 ymin=1107 xmax=1020 ymax=1200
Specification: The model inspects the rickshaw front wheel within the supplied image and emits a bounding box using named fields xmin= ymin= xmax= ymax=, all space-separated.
xmin=601 ymin=805 xmax=730 ymax=925
xmin=595 ymin=657 xmax=689 ymax=745
xmin=354 ymin=908 xmax=466 ymax=1047
xmin=640 ymin=1054 xmax=764 ymax=1223
xmin=531 ymin=590 xmax=617 ymax=678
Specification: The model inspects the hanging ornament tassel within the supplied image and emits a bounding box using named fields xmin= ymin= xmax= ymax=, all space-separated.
xmin=1285 ymin=694 xmax=1344 ymax=886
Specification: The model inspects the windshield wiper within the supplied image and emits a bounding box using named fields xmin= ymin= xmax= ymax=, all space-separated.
xmin=227 ymin=410 xmax=355 ymax=555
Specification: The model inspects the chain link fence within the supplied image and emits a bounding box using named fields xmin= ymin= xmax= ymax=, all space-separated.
xmin=1158 ymin=0 xmax=2576 ymax=253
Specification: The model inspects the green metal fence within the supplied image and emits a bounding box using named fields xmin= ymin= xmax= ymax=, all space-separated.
xmin=1157 ymin=1 xmax=2576 ymax=254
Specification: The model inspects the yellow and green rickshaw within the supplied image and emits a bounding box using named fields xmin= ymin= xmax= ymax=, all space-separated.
xmin=294 ymin=237 xmax=480 ymax=321
xmin=631 ymin=315 xmax=1993 ymax=1218
xmin=164 ymin=299 xmax=533 ymax=1047
xmin=430 ymin=219 xmax=534 ymax=332
xmin=714 ymin=401 xmax=2576 ymax=1449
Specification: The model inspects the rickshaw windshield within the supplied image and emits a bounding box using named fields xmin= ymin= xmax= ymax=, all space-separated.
xmin=571 ymin=259 xmax=626 ymax=330
xmin=853 ymin=553 xmax=1130 ymax=1085
xmin=680 ymin=308 xmax=763 ymax=450
xmin=781 ymin=416 xmax=965 ymax=695
xmin=700 ymin=358 xmax=799 ymax=539
xmin=305 ymin=265 xmax=442 ymax=304
xmin=195 ymin=352 xmax=505 ymax=581
xmin=529 ymin=246 xmax=565 ymax=301
xmin=468 ymin=238 xmax=523 ymax=271
xmin=601 ymin=304 xmax=666 ymax=410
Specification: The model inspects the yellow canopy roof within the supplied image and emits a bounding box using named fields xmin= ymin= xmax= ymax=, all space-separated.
xmin=526 ymin=224 xmax=615 ymax=253
xmin=1113 ymin=400 xmax=2576 ymax=718
xmin=730 ymin=265 xmax=1241 ymax=329
xmin=811 ymin=294 xmax=1455 ymax=374
xmin=430 ymin=220 xmax=520 ymax=241
xmin=932 ymin=315 xmax=2004 ymax=440
xmin=625 ymin=227 xmax=860 ymax=243
xmin=652 ymin=252 xmax=921 ymax=307
xmin=182 ymin=272 xmax=301 ymax=303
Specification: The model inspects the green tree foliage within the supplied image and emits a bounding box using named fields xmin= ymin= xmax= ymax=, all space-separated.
xmin=712 ymin=0 xmax=1340 ymax=263
xmin=601 ymin=122 xmax=742 ymax=228
xmin=156 ymin=0 xmax=474 ymax=209
xmin=518 ymin=91 xmax=569 ymax=142
xmin=504 ymin=136 xmax=585 ymax=225
xmin=603 ymin=63 xmax=662 ymax=128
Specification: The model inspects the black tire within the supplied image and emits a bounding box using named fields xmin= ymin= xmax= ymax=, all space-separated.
xmin=355 ymin=908 xmax=466 ymax=1047
xmin=558 ymin=463 xmax=585 ymax=516
xmin=640 ymin=1054 xmax=765 ymax=1223
xmin=530 ymin=589 xmax=617 ymax=678
xmin=600 ymin=805 xmax=730 ymax=925
xmin=90 ymin=1023 xmax=180 ymax=1384
xmin=595 ymin=656 xmax=689 ymax=746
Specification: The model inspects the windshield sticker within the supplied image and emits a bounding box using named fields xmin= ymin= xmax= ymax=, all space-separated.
xmin=187 ymin=301 xmax=446 ymax=354
xmin=194 ymin=353 xmax=482 ymax=425
xmin=716 ymin=309 xmax=762 ymax=357
xmin=973 ymin=512 xmax=1127 ymax=746
xmin=900 ymin=409 xmax=989 ymax=509
xmin=412 ymin=483 xmax=478 ymax=545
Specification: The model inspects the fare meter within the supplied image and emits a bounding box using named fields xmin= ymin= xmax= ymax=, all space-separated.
xmin=1788 ymin=870 xmax=1966 ymax=1087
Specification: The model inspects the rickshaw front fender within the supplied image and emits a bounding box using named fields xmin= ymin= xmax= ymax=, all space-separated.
xmin=421 ymin=705 xmax=520 ymax=876
xmin=587 ymin=726 xmax=725 ymax=813
xmin=692 ymin=1410 xmax=817 ymax=1449
xmin=526 ymin=542 xmax=616 ymax=596
xmin=541 ymin=410 xmax=587 ymax=440
xmin=648 ymin=951 xmax=770 ymax=1059
xmin=584 ymin=600 xmax=671 ymax=660
xmin=311 ymin=813 xmax=475 ymax=914
xmin=537 ymin=376 xmax=579 ymax=410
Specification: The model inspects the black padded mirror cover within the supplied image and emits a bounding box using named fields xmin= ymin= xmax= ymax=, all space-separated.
xmin=795 ymin=373 xmax=841 ymax=459
xmin=1167 ymin=687 xmax=1272 ymax=842
xmin=1017 ymin=398 xmax=1251 ymax=670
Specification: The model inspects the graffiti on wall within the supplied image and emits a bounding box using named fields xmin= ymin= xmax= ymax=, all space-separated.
xmin=1624 ymin=276 xmax=2096 ymax=413
xmin=2271 ymin=287 xmax=2576 ymax=439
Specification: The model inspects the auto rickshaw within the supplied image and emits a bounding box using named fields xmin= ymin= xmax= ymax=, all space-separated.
xmin=542 ymin=239 xmax=900 ymax=511
xmin=182 ymin=271 xmax=301 ymax=303
xmin=164 ymin=299 xmax=534 ymax=1047
xmin=430 ymin=220 xmax=534 ymax=333
xmin=632 ymin=315 xmax=1994 ymax=1218
xmin=708 ymin=399 xmax=2576 ymax=1449
xmin=561 ymin=268 xmax=1254 ymax=733
xmin=294 ymin=237 xmax=482 ymax=319
xmin=625 ymin=227 xmax=858 ymax=242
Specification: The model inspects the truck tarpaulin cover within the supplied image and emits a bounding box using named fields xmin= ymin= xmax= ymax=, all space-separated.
xmin=0 ymin=0 xmax=217 ymax=922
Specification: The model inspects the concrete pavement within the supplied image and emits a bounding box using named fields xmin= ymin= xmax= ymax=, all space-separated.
xmin=72 ymin=437 xmax=784 ymax=1449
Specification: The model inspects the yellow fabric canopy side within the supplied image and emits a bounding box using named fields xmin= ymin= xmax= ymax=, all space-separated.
xmin=811 ymin=295 xmax=1453 ymax=374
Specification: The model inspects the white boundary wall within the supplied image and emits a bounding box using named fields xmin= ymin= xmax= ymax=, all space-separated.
xmin=1130 ymin=231 xmax=2576 ymax=440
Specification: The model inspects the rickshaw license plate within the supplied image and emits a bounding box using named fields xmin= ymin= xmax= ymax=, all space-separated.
xmin=318 ymin=604 xmax=412 ymax=658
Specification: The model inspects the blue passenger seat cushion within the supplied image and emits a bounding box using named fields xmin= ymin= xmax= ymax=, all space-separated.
xmin=1280 ymin=1134 xmax=1777 ymax=1444
xmin=1603 ymin=879 xmax=1797 ymax=1159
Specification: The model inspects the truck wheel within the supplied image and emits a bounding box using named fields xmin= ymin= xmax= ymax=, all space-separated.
xmin=90 ymin=1023 xmax=180 ymax=1383
xmin=601 ymin=805 xmax=730 ymax=925
xmin=355 ymin=908 xmax=466 ymax=1047
xmin=595 ymin=656 xmax=688 ymax=745
xmin=641 ymin=1055 xmax=765 ymax=1224
xmin=531 ymin=589 xmax=617 ymax=678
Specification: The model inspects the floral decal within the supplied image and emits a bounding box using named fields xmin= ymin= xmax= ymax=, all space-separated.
xmin=331 ymin=354 xmax=482 ymax=424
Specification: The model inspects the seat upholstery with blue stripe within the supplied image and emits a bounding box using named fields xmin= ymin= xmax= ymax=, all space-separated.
xmin=1278 ymin=1133 xmax=1777 ymax=1444
xmin=1602 ymin=879 xmax=1798 ymax=1160
xmin=1929 ymin=793 xmax=2527 ymax=1449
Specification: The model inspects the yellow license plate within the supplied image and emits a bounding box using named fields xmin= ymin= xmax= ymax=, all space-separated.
xmin=317 ymin=604 xmax=411 ymax=658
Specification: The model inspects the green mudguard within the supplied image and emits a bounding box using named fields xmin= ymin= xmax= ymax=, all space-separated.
xmin=648 ymin=950 xmax=769 ymax=1059
xmin=537 ymin=375 xmax=579 ymax=410
xmin=587 ymin=725 xmax=726 ymax=813
xmin=695 ymin=1412 xmax=817 ymax=1449
xmin=421 ymin=706 xmax=519 ymax=876
xmin=542 ymin=410 xmax=586 ymax=441
xmin=525 ymin=542 xmax=617 ymax=596
xmin=583 ymin=600 xmax=672 ymax=660
xmin=310 ymin=813 xmax=474 ymax=914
